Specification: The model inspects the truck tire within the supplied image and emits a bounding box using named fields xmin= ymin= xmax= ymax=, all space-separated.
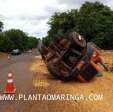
xmin=69 ymin=32 xmax=86 ymax=51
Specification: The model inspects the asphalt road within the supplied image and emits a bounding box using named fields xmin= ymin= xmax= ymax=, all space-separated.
xmin=0 ymin=51 xmax=40 ymax=112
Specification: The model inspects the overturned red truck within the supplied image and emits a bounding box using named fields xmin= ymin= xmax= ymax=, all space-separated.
xmin=38 ymin=32 xmax=107 ymax=82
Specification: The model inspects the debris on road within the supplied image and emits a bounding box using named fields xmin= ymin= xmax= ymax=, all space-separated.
xmin=30 ymin=57 xmax=50 ymax=88
xmin=33 ymin=72 xmax=50 ymax=88
xmin=30 ymin=57 xmax=49 ymax=74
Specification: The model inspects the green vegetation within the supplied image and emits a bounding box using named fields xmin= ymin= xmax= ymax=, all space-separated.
xmin=43 ymin=1 xmax=113 ymax=49
xmin=0 ymin=21 xmax=3 ymax=32
xmin=0 ymin=24 xmax=39 ymax=52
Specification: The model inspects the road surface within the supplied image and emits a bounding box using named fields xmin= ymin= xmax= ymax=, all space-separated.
xmin=0 ymin=51 xmax=39 ymax=112
xmin=0 ymin=51 xmax=112 ymax=112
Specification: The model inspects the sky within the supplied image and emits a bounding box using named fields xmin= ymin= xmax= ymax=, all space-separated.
xmin=0 ymin=0 xmax=113 ymax=38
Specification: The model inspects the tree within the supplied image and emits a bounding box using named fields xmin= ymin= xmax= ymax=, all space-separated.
xmin=0 ymin=33 xmax=14 ymax=52
xmin=43 ymin=1 xmax=113 ymax=49
xmin=27 ymin=36 xmax=39 ymax=49
xmin=0 ymin=29 xmax=39 ymax=52
xmin=4 ymin=29 xmax=29 ymax=51
xmin=0 ymin=21 xmax=3 ymax=32
xmin=43 ymin=10 xmax=79 ymax=46
xmin=77 ymin=2 xmax=112 ymax=43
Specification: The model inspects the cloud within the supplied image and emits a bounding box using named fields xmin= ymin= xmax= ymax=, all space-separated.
xmin=2 ymin=14 xmax=49 ymax=21
xmin=0 ymin=0 xmax=113 ymax=38
xmin=57 ymin=0 xmax=109 ymax=9
xmin=0 ymin=0 xmax=55 ymax=38
xmin=57 ymin=0 xmax=108 ymax=5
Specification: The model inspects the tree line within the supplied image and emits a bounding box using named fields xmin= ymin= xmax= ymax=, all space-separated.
xmin=43 ymin=1 xmax=113 ymax=49
xmin=0 ymin=23 xmax=39 ymax=52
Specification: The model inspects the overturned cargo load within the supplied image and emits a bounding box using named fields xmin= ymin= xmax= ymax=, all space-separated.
xmin=38 ymin=32 xmax=106 ymax=82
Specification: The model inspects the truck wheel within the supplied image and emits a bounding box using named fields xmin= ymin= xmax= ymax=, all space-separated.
xmin=69 ymin=32 xmax=86 ymax=51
